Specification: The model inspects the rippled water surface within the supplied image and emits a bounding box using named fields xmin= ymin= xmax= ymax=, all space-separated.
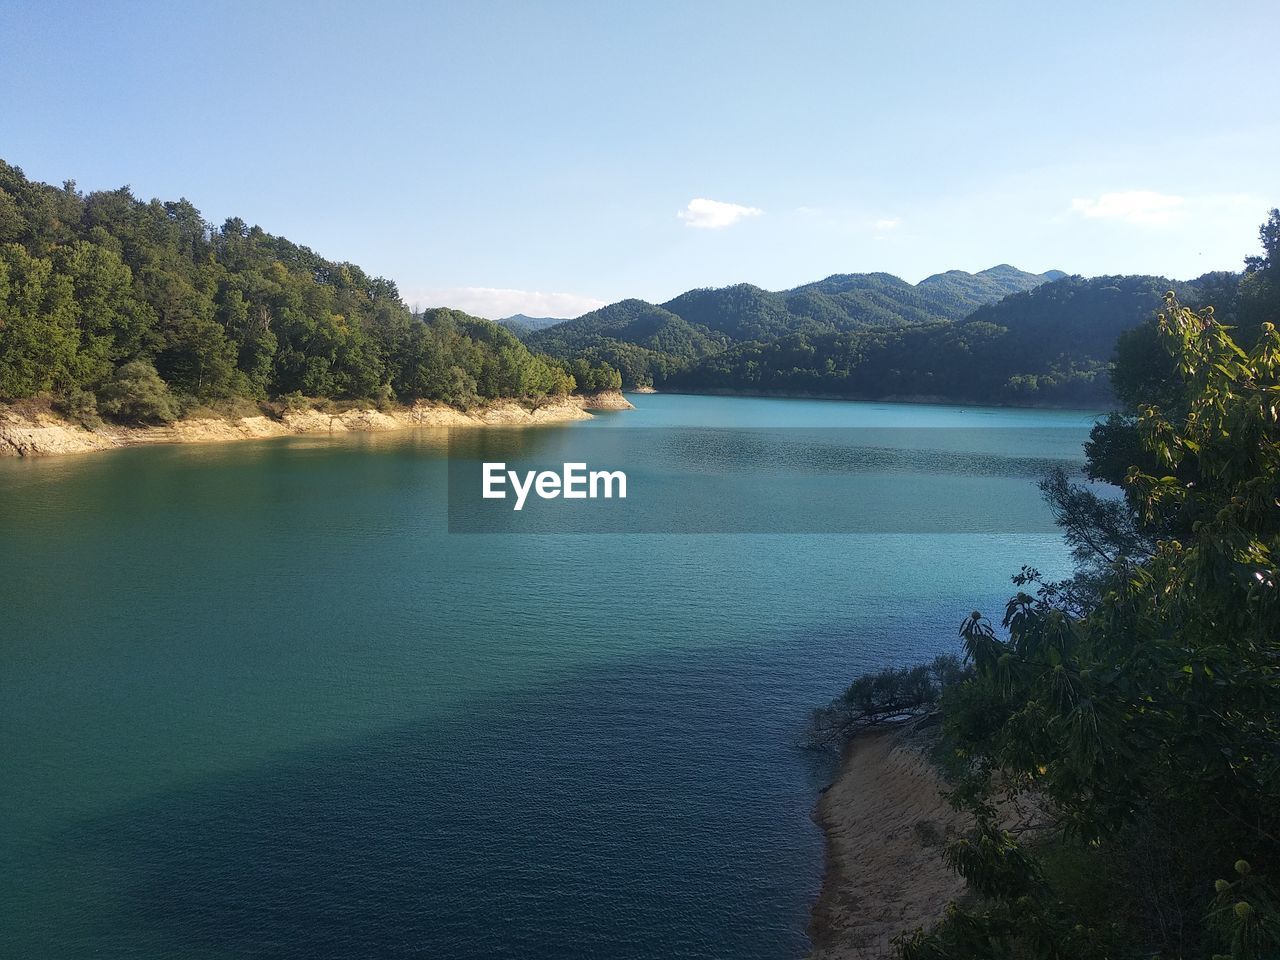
xmin=0 ymin=394 xmax=1099 ymax=959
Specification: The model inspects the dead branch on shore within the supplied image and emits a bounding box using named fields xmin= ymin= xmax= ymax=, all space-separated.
xmin=799 ymin=655 xmax=970 ymax=751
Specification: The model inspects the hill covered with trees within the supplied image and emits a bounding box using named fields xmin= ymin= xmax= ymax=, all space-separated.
xmin=525 ymin=266 xmax=1062 ymax=388
xmin=527 ymin=266 xmax=1257 ymax=405
xmin=667 ymin=274 xmax=1217 ymax=405
xmin=666 ymin=264 xmax=1066 ymax=342
xmin=0 ymin=160 xmax=617 ymax=424
xmin=523 ymin=298 xmax=729 ymax=387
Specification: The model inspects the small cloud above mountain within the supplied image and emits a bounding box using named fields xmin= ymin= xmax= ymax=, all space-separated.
xmin=678 ymin=198 xmax=764 ymax=230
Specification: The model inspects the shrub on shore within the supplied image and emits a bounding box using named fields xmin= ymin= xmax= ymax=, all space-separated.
xmin=96 ymin=361 xmax=178 ymax=425
xmin=52 ymin=386 xmax=101 ymax=429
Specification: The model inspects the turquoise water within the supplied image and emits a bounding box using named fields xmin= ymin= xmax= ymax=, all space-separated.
xmin=0 ymin=393 xmax=1099 ymax=959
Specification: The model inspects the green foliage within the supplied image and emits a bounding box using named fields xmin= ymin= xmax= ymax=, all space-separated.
xmin=1112 ymin=319 xmax=1184 ymax=411
xmin=902 ymin=294 xmax=1280 ymax=959
xmin=567 ymin=357 xmax=623 ymax=392
xmin=1238 ymin=208 xmax=1280 ymax=347
xmin=1037 ymin=469 xmax=1154 ymax=603
xmin=0 ymin=159 xmax=603 ymax=414
xmin=0 ymin=242 xmax=80 ymax=398
xmin=52 ymin=386 xmax=102 ymax=429
xmin=97 ymin=360 xmax=178 ymax=424
xmin=662 ymin=284 xmax=795 ymax=341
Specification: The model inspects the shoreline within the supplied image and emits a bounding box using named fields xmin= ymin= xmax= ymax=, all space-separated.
xmin=0 ymin=390 xmax=633 ymax=458
xmin=808 ymin=730 xmax=969 ymax=959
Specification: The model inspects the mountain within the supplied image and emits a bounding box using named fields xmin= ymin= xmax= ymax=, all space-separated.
xmin=665 ymin=275 xmax=1203 ymax=405
xmin=525 ymin=266 xmax=1063 ymax=386
xmin=524 ymin=300 xmax=726 ymax=388
xmin=917 ymin=264 xmax=1069 ymax=303
xmin=497 ymin=313 xmax=567 ymax=335
xmin=661 ymin=265 xmax=1062 ymax=341
xmin=784 ymin=265 xmax=1066 ymax=330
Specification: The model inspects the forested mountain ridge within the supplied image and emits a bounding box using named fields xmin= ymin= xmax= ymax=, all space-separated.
xmin=665 ymin=275 xmax=1206 ymax=405
xmin=0 ymin=160 xmax=618 ymax=424
xmin=525 ymin=265 xmax=1063 ymax=387
xmin=525 ymin=265 xmax=1254 ymax=404
xmin=666 ymin=264 xmax=1063 ymax=341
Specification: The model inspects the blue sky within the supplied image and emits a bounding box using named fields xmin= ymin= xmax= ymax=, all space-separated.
xmin=3 ymin=0 xmax=1277 ymax=318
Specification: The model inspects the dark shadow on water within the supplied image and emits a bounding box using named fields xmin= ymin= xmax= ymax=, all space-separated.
xmin=30 ymin=645 xmax=843 ymax=960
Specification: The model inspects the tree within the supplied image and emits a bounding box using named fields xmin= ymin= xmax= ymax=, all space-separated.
xmin=901 ymin=296 xmax=1280 ymax=959
xmin=55 ymin=240 xmax=155 ymax=377
xmin=1238 ymin=208 xmax=1280 ymax=346
xmin=0 ymin=243 xmax=79 ymax=399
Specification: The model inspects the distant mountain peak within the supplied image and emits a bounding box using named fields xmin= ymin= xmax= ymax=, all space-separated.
xmin=497 ymin=313 xmax=568 ymax=334
xmin=977 ymin=264 xmax=1069 ymax=282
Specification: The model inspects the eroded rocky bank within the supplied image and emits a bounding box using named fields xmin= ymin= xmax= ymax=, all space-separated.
xmin=0 ymin=391 xmax=633 ymax=458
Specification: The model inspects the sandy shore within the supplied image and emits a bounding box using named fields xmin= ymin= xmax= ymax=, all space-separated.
xmin=0 ymin=391 xmax=633 ymax=458
xmin=808 ymin=730 xmax=970 ymax=959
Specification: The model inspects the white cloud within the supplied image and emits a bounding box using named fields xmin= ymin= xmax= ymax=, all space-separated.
xmin=874 ymin=217 xmax=902 ymax=230
xmin=402 ymin=286 xmax=607 ymax=321
xmin=1070 ymin=191 xmax=1185 ymax=225
xmin=678 ymin=197 xmax=764 ymax=229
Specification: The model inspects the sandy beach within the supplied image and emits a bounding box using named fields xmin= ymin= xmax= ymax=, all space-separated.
xmin=808 ymin=730 xmax=970 ymax=959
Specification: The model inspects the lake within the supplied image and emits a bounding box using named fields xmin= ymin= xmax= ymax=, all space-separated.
xmin=0 ymin=393 xmax=1100 ymax=960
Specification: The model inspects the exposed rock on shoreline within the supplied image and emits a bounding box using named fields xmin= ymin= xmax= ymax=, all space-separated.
xmin=0 ymin=391 xmax=633 ymax=458
xmin=577 ymin=389 xmax=637 ymax=409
